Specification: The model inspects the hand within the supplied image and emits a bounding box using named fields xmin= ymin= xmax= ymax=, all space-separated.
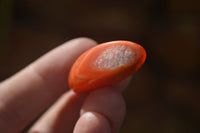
xmin=0 ymin=38 xmax=129 ymax=133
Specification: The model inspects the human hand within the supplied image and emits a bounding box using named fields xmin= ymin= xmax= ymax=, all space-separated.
xmin=0 ymin=38 xmax=129 ymax=133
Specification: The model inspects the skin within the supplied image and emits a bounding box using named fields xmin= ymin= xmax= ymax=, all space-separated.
xmin=0 ymin=38 xmax=130 ymax=133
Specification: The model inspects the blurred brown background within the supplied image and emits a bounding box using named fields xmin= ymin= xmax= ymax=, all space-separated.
xmin=0 ymin=0 xmax=200 ymax=132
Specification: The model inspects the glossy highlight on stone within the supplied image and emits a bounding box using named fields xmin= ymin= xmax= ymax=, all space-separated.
xmin=68 ymin=41 xmax=146 ymax=92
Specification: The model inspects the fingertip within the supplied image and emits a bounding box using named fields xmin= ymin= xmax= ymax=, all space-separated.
xmin=112 ymin=76 xmax=132 ymax=92
xmin=68 ymin=37 xmax=98 ymax=47
xmin=74 ymin=112 xmax=111 ymax=133
xmin=80 ymin=88 xmax=126 ymax=133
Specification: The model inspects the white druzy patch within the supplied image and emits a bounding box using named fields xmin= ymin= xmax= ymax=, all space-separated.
xmin=94 ymin=45 xmax=135 ymax=70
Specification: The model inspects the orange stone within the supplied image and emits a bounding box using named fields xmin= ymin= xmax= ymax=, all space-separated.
xmin=68 ymin=41 xmax=146 ymax=92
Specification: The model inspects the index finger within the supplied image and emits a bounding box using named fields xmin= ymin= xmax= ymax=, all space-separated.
xmin=0 ymin=38 xmax=97 ymax=133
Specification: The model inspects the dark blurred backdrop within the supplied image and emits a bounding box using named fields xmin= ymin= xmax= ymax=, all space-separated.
xmin=0 ymin=0 xmax=200 ymax=132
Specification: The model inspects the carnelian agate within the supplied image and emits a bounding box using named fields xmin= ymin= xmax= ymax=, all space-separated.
xmin=68 ymin=41 xmax=146 ymax=92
